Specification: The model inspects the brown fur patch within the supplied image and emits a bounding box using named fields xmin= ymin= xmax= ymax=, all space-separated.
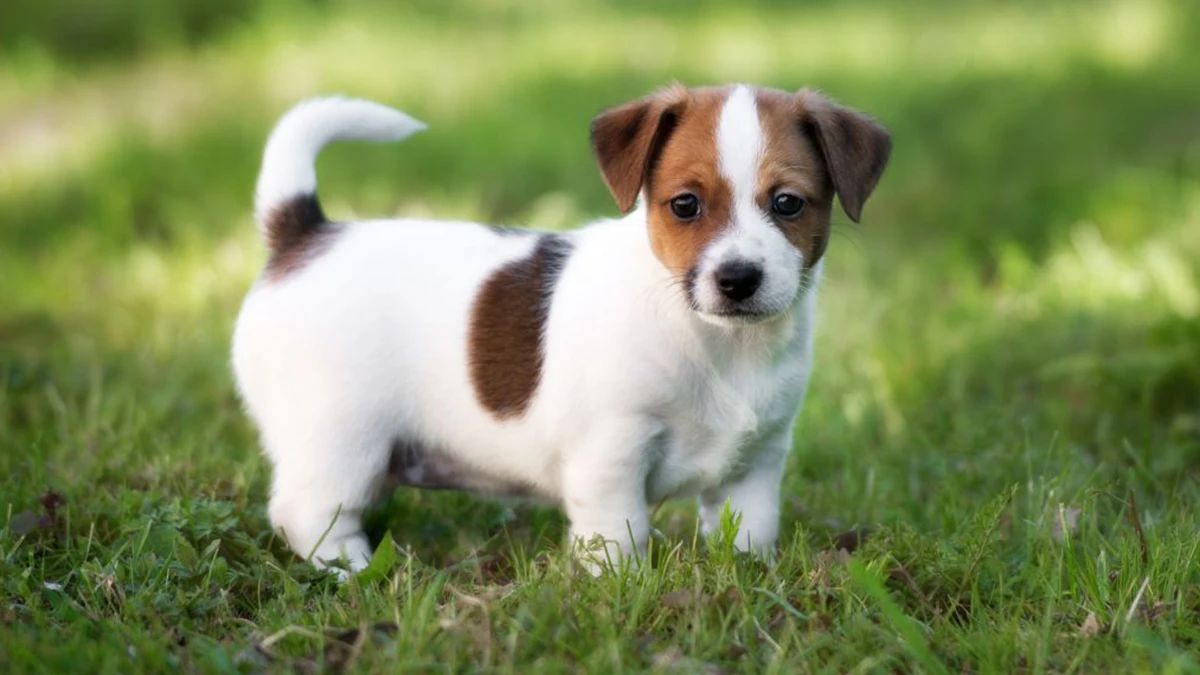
xmin=592 ymin=85 xmax=890 ymax=280
xmin=263 ymin=194 xmax=342 ymax=281
xmin=589 ymin=83 xmax=690 ymax=213
xmin=755 ymin=90 xmax=836 ymax=266
xmin=468 ymin=234 xmax=573 ymax=419
xmin=641 ymin=87 xmax=737 ymax=281
xmin=795 ymin=89 xmax=892 ymax=224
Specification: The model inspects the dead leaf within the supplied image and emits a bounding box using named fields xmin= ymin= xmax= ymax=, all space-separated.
xmin=1079 ymin=612 xmax=1101 ymax=637
xmin=1051 ymin=504 xmax=1081 ymax=540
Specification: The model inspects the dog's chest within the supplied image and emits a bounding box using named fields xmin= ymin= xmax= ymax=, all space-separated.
xmin=644 ymin=348 xmax=803 ymax=503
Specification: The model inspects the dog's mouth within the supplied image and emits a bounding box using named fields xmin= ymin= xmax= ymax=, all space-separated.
xmin=683 ymin=267 xmax=789 ymax=325
xmin=697 ymin=307 xmax=780 ymax=325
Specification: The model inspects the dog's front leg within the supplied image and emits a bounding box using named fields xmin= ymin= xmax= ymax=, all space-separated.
xmin=561 ymin=420 xmax=655 ymax=575
xmin=699 ymin=425 xmax=792 ymax=561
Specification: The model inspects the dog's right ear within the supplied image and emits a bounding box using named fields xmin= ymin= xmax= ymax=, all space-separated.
xmin=590 ymin=86 xmax=689 ymax=213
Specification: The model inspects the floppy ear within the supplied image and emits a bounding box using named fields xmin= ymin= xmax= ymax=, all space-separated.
xmin=589 ymin=86 xmax=688 ymax=213
xmin=799 ymin=91 xmax=892 ymax=223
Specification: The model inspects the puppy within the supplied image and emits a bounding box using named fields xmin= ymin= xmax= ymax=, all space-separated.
xmin=233 ymin=84 xmax=890 ymax=576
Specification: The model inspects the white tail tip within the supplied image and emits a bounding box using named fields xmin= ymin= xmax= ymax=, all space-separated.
xmin=254 ymin=96 xmax=425 ymax=229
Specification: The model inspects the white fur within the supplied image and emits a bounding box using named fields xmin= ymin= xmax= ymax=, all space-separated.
xmin=233 ymin=95 xmax=820 ymax=576
xmin=255 ymin=96 xmax=426 ymax=227
xmin=694 ymin=85 xmax=804 ymax=324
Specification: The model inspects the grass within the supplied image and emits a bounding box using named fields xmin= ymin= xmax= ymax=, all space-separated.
xmin=2 ymin=0 xmax=1200 ymax=671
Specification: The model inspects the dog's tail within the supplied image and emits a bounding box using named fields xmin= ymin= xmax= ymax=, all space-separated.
xmin=254 ymin=96 xmax=426 ymax=246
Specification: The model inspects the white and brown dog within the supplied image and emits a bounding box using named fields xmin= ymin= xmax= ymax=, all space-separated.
xmin=233 ymin=84 xmax=890 ymax=576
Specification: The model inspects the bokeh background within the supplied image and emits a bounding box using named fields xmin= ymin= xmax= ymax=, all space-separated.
xmin=2 ymin=0 xmax=1199 ymax=669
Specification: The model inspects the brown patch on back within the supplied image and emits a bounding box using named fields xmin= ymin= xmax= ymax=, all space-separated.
xmin=641 ymin=87 xmax=737 ymax=279
xmin=263 ymin=194 xmax=343 ymax=281
xmin=755 ymin=90 xmax=836 ymax=266
xmin=468 ymin=234 xmax=573 ymax=419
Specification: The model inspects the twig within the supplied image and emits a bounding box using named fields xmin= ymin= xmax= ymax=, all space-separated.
xmin=1127 ymin=491 xmax=1150 ymax=568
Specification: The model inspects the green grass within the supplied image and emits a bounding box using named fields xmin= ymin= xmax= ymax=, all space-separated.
xmin=3 ymin=0 xmax=1200 ymax=672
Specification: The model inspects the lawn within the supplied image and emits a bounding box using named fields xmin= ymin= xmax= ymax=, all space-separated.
xmin=2 ymin=0 xmax=1200 ymax=672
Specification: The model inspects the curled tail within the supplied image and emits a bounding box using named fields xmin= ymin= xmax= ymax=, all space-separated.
xmin=254 ymin=96 xmax=425 ymax=254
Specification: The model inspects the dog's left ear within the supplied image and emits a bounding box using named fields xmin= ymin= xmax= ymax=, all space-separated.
xmin=590 ymin=85 xmax=689 ymax=213
xmin=798 ymin=91 xmax=892 ymax=223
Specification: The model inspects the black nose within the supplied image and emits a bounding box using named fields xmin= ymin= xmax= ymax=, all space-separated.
xmin=714 ymin=261 xmax=763 ymax=301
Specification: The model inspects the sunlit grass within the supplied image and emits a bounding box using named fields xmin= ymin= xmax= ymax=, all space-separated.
xmin=0 ymin=0 xmax=1184 ymax=189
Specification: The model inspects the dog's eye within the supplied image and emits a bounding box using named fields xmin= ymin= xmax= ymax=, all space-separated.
xmin=669 ymin=193 xmax=701 ymax=221
xmin=771 ymin=193 xmax=806 ymax=218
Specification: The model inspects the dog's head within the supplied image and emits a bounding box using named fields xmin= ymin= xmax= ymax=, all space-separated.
xmin=591 ymin=84 xmax=890 ymax=326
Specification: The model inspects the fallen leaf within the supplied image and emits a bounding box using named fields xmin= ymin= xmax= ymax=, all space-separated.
xmin=1079 ymin=612 xmax=1101 ymax=637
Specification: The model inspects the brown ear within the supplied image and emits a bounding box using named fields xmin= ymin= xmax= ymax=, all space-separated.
xmin=589 ymin=86 xmax=689 ymax=213
xmin=799 ymin=91 xmax=892 ymax=223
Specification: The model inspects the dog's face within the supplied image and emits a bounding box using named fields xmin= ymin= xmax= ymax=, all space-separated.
xmin=591 ymin=84 xmax=891 ymax=325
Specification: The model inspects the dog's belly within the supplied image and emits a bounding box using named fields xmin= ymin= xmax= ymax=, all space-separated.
xmin=385 ymin=438 xmax=554 ymax=503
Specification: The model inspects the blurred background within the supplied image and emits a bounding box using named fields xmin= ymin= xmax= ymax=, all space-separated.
xmin=1 ymin=0 xmax=1198 ymax=539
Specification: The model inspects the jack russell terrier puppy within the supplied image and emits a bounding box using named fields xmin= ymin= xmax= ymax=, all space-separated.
xmin=233 ymin=83 xmax=890 ymax=576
